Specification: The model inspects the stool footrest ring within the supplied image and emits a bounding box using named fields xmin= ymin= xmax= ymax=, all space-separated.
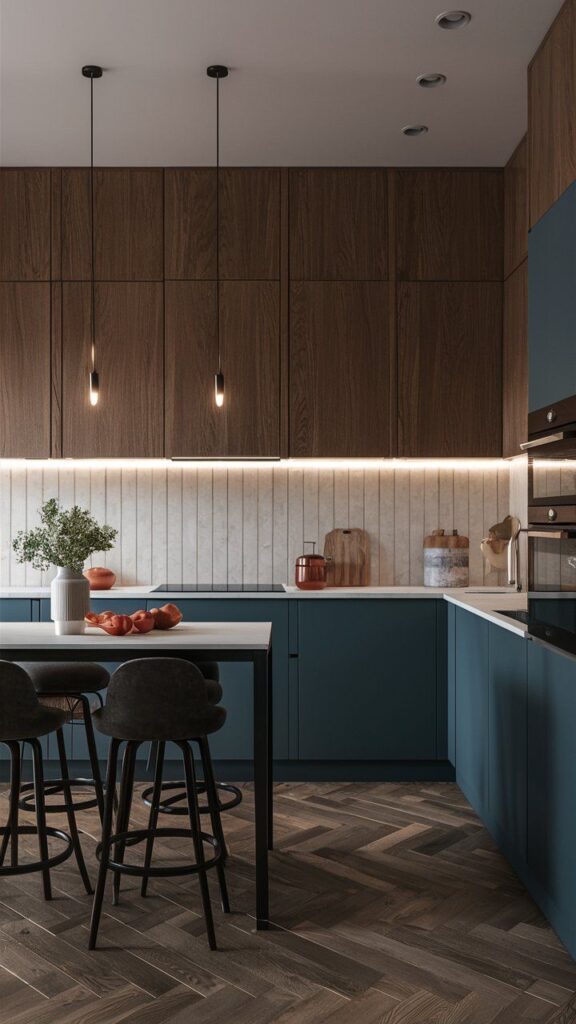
xmin=141 ymin=780 xmax=242 ymax=815
xmin=0 ymin=825 xmax=73 ymax=875
xmin=96 ymin=827 xmax=222 ymax=878
xmin=18 ymin=778 xmax=101 ymax=814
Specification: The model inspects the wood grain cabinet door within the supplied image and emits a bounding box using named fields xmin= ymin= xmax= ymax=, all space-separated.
xmin=60 ymin=169 xmax=163 ymax=280
xmin=165 ymin=281 xmax=280 ymax=458
xmin=0 ymin=170 xmax=50 ymax=281
xmin=290 ymin=169 xmax=388 ymax=280
xmin=504 ymin=136 xmax=528 ymax=278
xmin=0 ymin=283 xmax=51 ymax=457
xmin=164 ymin=169 xmax=216 ymax=280
xmin=398 ymin=282 xmax=502 ymax=457
xmin=62 ymin=282 xmax=163 ymax=457
xmin=396 ymin=170 xmax=503 ymax=281
xmin=290 ymin=282 xmax=391 ymax=457
xmin=503 ymin=261 xmax=528 ymax=457
xmin=219 ymin=169 xmax=280 ymax=279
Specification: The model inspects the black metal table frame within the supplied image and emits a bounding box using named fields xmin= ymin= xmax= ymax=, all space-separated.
xmin=3 ymin=642 xmax=273 ymax=929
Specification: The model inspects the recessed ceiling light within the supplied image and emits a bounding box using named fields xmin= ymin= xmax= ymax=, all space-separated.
xmin=402 ymin=124 xmax=429 ymax=137
xmin=436 ymin=10 xmax=471 ymax=29
xmin=416 ymin=73 xmax=447 ymax=88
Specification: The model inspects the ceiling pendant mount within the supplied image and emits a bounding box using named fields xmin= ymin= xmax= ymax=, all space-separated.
xmin=82 ymin=64 xmax=103 ymax=407
xmin=207 ymin=64 xmax=229 ymax=409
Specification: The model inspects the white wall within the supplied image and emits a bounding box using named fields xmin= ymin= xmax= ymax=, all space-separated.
xmin=0 ymin=462 xmax=510 ymax=588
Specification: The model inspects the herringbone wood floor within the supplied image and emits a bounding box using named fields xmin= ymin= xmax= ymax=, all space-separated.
xmin=0 ymin=780 xmax=575 ymax=1023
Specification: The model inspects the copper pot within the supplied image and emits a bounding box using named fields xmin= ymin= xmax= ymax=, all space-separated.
xmin=295 ymin=541 xmax=329 ymax=590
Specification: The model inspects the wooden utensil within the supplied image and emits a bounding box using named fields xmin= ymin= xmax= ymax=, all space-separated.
xmin=323 ymin=528 xmax=370 ymax=586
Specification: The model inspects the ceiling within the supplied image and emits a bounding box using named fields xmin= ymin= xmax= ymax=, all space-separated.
xmin=0 ymin=0 xmax=564 ymax=167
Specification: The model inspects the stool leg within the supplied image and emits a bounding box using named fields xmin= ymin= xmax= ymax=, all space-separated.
xmin=89 ymin=738 xmax=120 ymax=950
xmin=197 ymin=736 xmax=230 ymax=913
xmin=79 ymin=695 xmax=105 ymax=822
xmin=30 ymin=739 xmax=51 ymax=900
xmin=55 ymin=728 xmax=93 ymax=895
xmin=0 ymin=742 xmax=21 ymax=868
xmin=180 ymin=742 xmax=217 ymax=951
xmin=141 ymin=741 xmax=165 ymax=898
xmin=112 ymin=741 xmax=138 ymax=907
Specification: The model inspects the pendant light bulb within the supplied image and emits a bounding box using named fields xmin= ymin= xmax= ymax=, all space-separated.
xmin=215 ymin=371 xmax=225 ymax=408
xmin=89 ymin=371 xmax=99 ymax=406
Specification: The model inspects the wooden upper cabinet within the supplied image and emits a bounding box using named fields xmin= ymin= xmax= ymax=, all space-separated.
xmin=290 ymin=169 xmax=389 ymax=280
xmin=397 ymin=282 xmax=502 ymax=457
xmin=0 ymin=170 xmax=50 ymax=280
xmin=290 ymin=282 xmax=391 ymax=457
xmin=503 ymin=261 xmax=528 ymax=458
xmin=529 ymin=0 xmax=576 ymax=226
xmin=165 ymin=281 xmax=280 ymax=457
xmin=396 ymin=170 xmax=503 ymax=281
xmin=0 ymin=284 xmax=51 ymax=457
xmin=62 ymin=282 xmax=163 ymax=457
xmin=504 ymin=137 xmax=528 ymax=278
xmin=219 ymin=170 xmax=280 ymax=279
xmin=60 ymin=169 xmax=163 ymax=280
xmin=165 ymin=169 xmax=216 ymax=279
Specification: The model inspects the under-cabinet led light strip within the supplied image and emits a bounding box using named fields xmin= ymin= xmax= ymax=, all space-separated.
xmin=0 ymin=458 xmax=512 ymax=472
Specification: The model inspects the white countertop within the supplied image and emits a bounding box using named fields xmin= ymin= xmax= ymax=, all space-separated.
xmin=0 ymin=621 xmax=272 ymax=651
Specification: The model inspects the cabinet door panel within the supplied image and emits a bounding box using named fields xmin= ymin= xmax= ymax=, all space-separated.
xmin=0 ymin=170 xmax=50 ymax=281
xmin=290 ymin=282 xmax=391 ymax=457
xmin=290 ymin=169 xmax=388 ymax=280
xmin=0 ymin=283 xmax=51 ymax=457
xmin=488 ymin=625 xmax=527 ymax=863
xmin=398 ymin=282 xmax=502 ymax=457
xmin=62 ymin=282 xmax=163 ymax=457
xmin=165 ymin=281 xmax=218 ymax=456
xmin=396 ymin=170 xmax=503 ymax=281
xmin=504 ymin=137 xmax=528 ymax=278
xmin=298 ymin=600 xmax=438 ymax=760
xmin=529 ymin=1 xmax=576 ymax=227
xmin=61 ymin=169 xmax=163 ymax=280
xmin=455 ymin=608 xmax=489 ymax=815
xmin=220 ymin=169 xmax=280 ymax=280
xmin=503 ymin=261 xmax=528 ymax=457
xmin=165 ymin=169 xmax=216 ymax=280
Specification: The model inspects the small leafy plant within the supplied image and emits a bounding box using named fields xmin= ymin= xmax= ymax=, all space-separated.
xmin=12 ymin=498 xmax=117 ymax=575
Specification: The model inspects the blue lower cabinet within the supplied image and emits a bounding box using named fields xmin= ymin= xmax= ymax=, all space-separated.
xmin=146 ymin=599 xmax=290 ymax=762
xmin=487 ymin=625 xmax=527 ymax=864
xmin=0 ymin=599 xmax=34 ymax=622
xmin=446 ymin=603 xmax=456 ymax=766
xmin=526 ymin=642 xmax=576 ymax=956
xmin=297 ymin=600 xmax=439 ymax=760
xmin=455 ymin=607 xmax=489 ymax=815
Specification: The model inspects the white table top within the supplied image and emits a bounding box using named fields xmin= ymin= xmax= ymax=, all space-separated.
xmin=0 ymin=621 xmax=272 ymax=651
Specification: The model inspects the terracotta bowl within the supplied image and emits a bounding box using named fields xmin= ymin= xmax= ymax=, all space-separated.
xmin=84 ymin=566 xmax=116 ymax=590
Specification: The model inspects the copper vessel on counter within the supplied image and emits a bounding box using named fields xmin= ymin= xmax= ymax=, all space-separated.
xmin=295 ymin=541 xmax=329 ymax=590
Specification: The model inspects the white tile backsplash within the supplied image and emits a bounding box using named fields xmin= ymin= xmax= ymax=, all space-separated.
xmin=0 ymin=464 xmax=512 ymax=588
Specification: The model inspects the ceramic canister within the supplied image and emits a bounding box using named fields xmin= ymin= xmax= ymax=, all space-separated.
xmin=423 ymin=529 xmax=469 ymax=588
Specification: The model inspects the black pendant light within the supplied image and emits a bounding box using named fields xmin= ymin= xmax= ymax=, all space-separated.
xmin=82 ymin=64 xmax=103 ymax=407
xmin=207 ymin=64 xmax=229 ymax=409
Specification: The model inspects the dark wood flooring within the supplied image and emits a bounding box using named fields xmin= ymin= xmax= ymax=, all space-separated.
xmin=0 ymin=780 xmax=575 ymax=1023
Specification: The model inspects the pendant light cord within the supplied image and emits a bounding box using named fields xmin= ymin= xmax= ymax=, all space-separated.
xmin=90 ymin=74 xmax=96 ymax=375
xmin=216 ymin=74 xmax=221 ymax=376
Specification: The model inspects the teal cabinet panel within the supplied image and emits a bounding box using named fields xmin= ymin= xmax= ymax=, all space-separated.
xmin=297 ymin=600 xmax=439 ymax=760
xmin=488 ymin=625 xmax=527 ymax=863
xmin=527 ymin=642 xmax=576 ymax=953
xmin=0 ymin=599 xmax=33 ymax=622
xmin=447 ymin=602 xmax=456 ymax=766
xmin=146 ymin=599 xmax=289 ymax=761
xmin=528 ymin=180 xmax=576 ymax=411
xmin=436 ymin=601 xmax=448 ymax=758
xmin=455 ymin=607 xmax=489 ymax=814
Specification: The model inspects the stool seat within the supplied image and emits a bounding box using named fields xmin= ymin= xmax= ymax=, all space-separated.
xmin=206 ymin=678 xmax=223 ymax=705
xmin=17 ymin=662 xmax=109 ymax=695
xmin=1 ymin=705 xmax=67 ymax=742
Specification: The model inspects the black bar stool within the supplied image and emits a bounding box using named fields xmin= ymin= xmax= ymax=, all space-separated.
xmin=88 ymin=658 xmax=231 ymax=951
xmin=17 ymin=663 xmax=110 ymax=822
xmin=142 ymin=663 xmax=242 ymax=838
xmin=0 ymin=661 xmax=79 ymax=899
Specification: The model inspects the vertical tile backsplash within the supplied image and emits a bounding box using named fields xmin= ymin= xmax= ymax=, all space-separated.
xmin=0 ymin=463 xmax=511 ymax=588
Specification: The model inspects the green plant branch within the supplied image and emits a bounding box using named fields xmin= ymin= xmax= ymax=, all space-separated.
xmin=12 ymin=498 xmax=117 ymax=575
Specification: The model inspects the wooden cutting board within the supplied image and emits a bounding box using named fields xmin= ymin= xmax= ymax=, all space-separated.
xmin=323 ymin=528 xmax=370 ymax=586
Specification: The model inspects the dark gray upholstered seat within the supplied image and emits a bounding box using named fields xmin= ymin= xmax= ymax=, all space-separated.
xmin=17 ymin=662 xmax=110 ymax=695
xmin=0 ymin=662 xmax=68 ymax=740
xmin=92 ymin=658 xmax=226 ymax=742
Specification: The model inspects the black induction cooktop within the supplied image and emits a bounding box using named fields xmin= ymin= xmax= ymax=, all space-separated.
xmin=150 ymin=583 xmax=285 ymax=593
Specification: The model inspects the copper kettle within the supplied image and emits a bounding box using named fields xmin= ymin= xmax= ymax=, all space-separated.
xmin=295 ymin=541 xmax=329 ymax=590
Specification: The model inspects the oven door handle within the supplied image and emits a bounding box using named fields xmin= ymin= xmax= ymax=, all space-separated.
xmin=520 ymin=431 xmax=574 ymax=450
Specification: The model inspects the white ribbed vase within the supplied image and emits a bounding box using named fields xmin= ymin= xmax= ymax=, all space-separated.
xmin=50 ymin=567 xmax=90 ymax=635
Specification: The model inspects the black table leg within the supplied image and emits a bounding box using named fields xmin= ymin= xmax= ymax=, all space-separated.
xmin=253 ymin=647 xmax=270 ymax=929
xmin=267 ymin=644 xmax=273 ymax=851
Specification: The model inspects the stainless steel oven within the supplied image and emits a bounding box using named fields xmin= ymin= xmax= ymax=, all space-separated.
xmin=522 ymin=394 xmax=576 ymax=505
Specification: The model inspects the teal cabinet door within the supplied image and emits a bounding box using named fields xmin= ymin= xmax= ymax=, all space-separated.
xmin=455 ymin=607 xmax=489 ymax=815
xmin=146 ymin=599 xmax=289 ymax=761
xmin=527 ymin=642 xmax=576 ymax=956
xmin=488 ymin=625 xmax=527 ymax=863
xmin=297 ymin=599 xmax=439 ymax=760
xmin=446 ymin=602 xmax=456 ymax=766
xmin=528 ymin=180 xmax=576 ymax=411
xmin=0 ymin=599 xmax=33 ymax=622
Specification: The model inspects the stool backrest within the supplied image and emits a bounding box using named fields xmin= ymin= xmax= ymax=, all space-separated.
xmin=105 ymin=658 xmax=210 ymax=739
xmin=0 ymin=662 xmax=42 ymax=735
